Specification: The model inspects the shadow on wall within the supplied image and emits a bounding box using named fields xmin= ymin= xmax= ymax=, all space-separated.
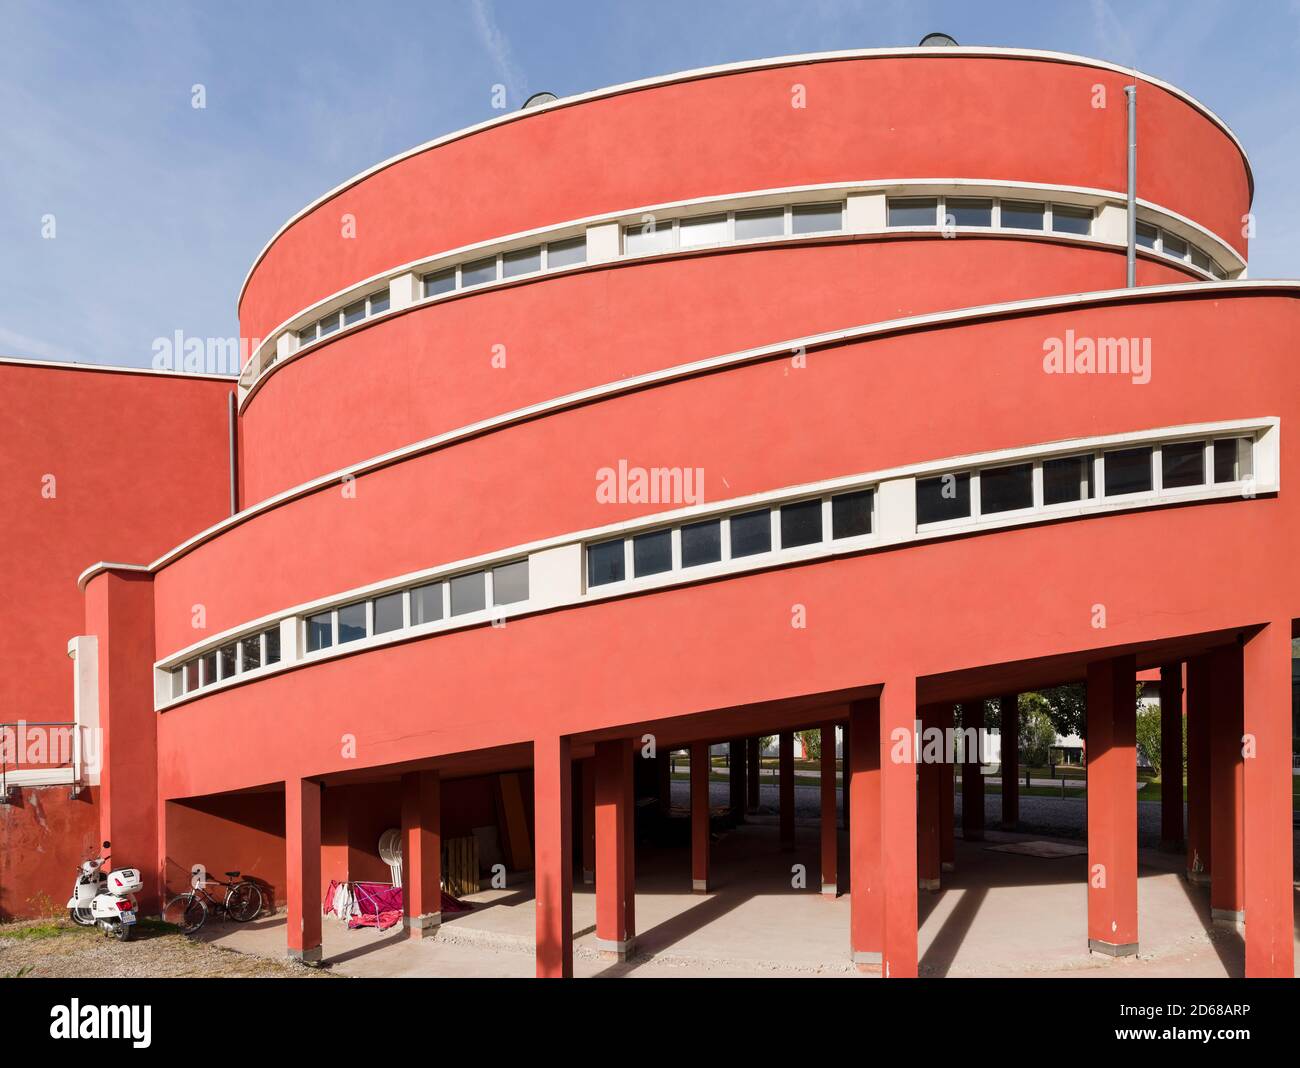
xmin=163 ymin=788 xmax=286 ymax=910
xmin=0 ymin=785 xmax=99 ymax=921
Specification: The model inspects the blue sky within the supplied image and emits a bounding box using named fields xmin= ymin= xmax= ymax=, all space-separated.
xmin=2 ymin=0 xmax=1299 ymax=369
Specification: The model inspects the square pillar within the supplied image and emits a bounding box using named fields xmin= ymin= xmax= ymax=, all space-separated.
xmin=285 ymin=777 xmax=323 ymax=964
xmin=746 ymin=737 xmax=760 ymax=813
xmin=400 ymin=769 xmax=441 ymax=938
xmin=1241 ymin=619 xmax=1295 ymax=977
xmin=691 ymin=741 xmax=710 ymax=892
xmin=820 ymin=722 xmax=838 ymax=897
xmin=939 ymin=704 xmax=955 ymax=871
xmin=729 ymin=740 xmax=746 ymax=822
xmin=961 ymin=701 xmax=985 ymax=842
xmin=580 ymin=758 xmax=596 ymax=884
xmin=594 ymin=739 xmax=635 ymax=959
xmin=1209 ymin=644 xmax=1245 ymax=929
xmin=848 ymin=698 xmax=881 ymax=967
xmin=1185 ymin=654 xmax=1213 ymax=883
xmin=916 ymin=703 xmax=942 ymax=891
xmin=1159 ymin=662 xmax=1185 ymax=851
xmin=534 ymin=735 xmax=573 ymax=978
xmin=1086 ymin=654 xmax=1138 ymax=956
xmin=779 ymin=731 xmax=795 ymax=850
xmin=1000 ymin=694 xmax=1020 ymax=829
xmin=880 ymin=676 xmax=919 ymax=978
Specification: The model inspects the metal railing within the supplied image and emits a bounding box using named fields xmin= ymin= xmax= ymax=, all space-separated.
xmin=0 ymin=721 xmax=77 ymax=798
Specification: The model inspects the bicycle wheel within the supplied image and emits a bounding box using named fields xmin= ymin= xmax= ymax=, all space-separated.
xmin=226 ymin=881 xmax=263 ymax=922
xmin=162 ymin=892 xmax=207 ymax=934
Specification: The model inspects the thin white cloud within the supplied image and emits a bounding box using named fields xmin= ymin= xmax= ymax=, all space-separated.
xmin=471 ymin=0 xmax=527 ymax=104
xmin=0 ymin=326 xmax=85 ymax=365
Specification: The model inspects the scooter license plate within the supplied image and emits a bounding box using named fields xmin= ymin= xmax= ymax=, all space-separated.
xmin=119 ymin=912 xmax=136 ymax=924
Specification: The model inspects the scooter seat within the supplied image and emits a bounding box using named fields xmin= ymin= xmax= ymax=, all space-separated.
xmin=224 ymin=871 xmax=240 ymax=878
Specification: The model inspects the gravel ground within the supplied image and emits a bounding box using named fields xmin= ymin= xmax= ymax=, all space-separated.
xmin=0 ymin=917 xmax=328 ymax=979
xmin=671 ymin=780 xmax=1174 ymax=847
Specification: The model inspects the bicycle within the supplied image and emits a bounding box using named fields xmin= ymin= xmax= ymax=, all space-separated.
xmin=163 ymin=870 xmax=264 ymax=934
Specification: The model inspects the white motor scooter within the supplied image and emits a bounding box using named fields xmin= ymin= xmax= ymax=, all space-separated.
xmin=67 ymin=840 xmax=142 ymax=941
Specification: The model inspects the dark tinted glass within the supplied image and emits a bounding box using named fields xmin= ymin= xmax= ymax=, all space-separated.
xmin=424 ymin=269 xmax=455 ymax=297
xmin=791 ymin=203 xmax=841 ymax=234
xmin=916 ymin=473 xmax=971 ymax=524
xmin=263 ymin=628 xmax=281 ymax=665
xmin=492 ymin=561 xmax=529 ymax=605
xmin=1104 ymin=447 xmax=1153 ymax=495
xmin=980 ymin=463 xmax=1033 ymax=513
xmin=1043 ymin=455 xmax=1094 ymax=505
xmin=1000 ymin=200 xmax=1044 ymax=230
xmin=947 ymin=197 xmax=992 ymax=226
xmin=831 ymin=490 xmax=872 ymax=538
xmin=307 ymin=613 xmax=332 ymax=652
xmin=730 ymin=509 xmax=771 ymax=558
xmin=1136 ymin=222 xmax=1158 ymax=249
xmin=502 ymin=246 xmax=542 ymax=277
xmin=633 ymin=530 xmax=673 ymax=576
xmin=1052 ymin=205 xmax=1092 ymax=235
xmin=887 ymin=198 xmax=938 ymax=226
xmin=240 ymin=634 xmax=261 ymax=671
xmin=587 ymin=540 xmax=625 ymax=586
xmin=547 ymin=236 xmax=586 ymax=267
xmin=218 ymin=643 xmax=237 ymax=679
xmin=1213 ymin=437 xmax=1249 ymax=482
xmin=200 ymin=651 xmax=217 ymax=685
xmin=780 ymin=499 xmax=823 ymax=547
xmin=462 ymin=257 xmax=497 ymax=286
xmin=373 ymin=592 xmax=404 ymax=634
xmin=680 ymin=520 xmax=721 ymax=567
xmin=1161 ymin=441 xmax=1204 ymax=488
xmin=368 ymin=289 xmax=390 ymax=314
xmin=450 ymin=572 xmax=486 ymax=615
xmin=337 ymin=602 xmax=366 ymax=643
xmin=411 ymin=583 xmax=442 ymax=624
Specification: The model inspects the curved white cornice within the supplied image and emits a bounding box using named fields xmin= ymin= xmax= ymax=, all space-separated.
xmin=79 ymin=278 xmax=1300 ymax=590
xmin=237 ymin=46 xmax=1254 ymax=310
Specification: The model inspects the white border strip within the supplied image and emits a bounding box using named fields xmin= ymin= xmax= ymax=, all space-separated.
xmin=78 ymin=279 xmax=1300 ymax=590
xmin=237 ymin=46 xmax=1254 ymax=307
xmin=0 ymin=355 xmax=236 ymax=383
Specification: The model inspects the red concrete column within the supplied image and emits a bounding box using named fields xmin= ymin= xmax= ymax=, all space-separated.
xmin=594 ymin=739 xmax=635 ymax=958
xmin=848 ymin=698 xmax=881 ymax=967
xmin=534 ymin=734 xmax=573 ymax=978
xmin=1209 ymin=643 xmax=1245 ymax=929
xmin=691 ymin=741 xmax=710 ymax=892
xmin=400 ymin=769 xmax=441 ymax=938
xmin=880 ymin=676 xmax=919 ymax=978
xmin=580 ymin=758 xmax=596 ymax=884
xmin=820 ymin=722 xmax=838 ymax=897
xmin=1185 ymin=654 xmax=1213 ymax=883
xmin=1000 ymin=694 xmax=1019 ymax=829
xmin=1086 ymin=654 xmax=1138 ymax=956
xmin=746 ymin=737 xmax=760 ymax=813
xmin=1159 ymin=662 xmax=1185 ymax=851
xmin=939 ymin=704 xmax=955 ymax=871
xmin=1241 ymin=619 xmax=1296 ymax=978
xmin=916 ymin=703 xmax=942 ymax=892
xmin=779 ymin=731 xmax=795 ymax=849
xmin=285 ymin=776 xmax=323 ymax=963
xmin=961 ymin=701 xmax=985 ymax=842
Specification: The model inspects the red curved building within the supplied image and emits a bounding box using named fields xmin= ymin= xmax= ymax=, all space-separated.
xmin=9 ymin=46 xmax=1295 ymax=978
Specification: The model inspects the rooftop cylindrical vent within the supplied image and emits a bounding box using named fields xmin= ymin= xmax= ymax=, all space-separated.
xmin=918 ymin=32 xmax=959 ymax=47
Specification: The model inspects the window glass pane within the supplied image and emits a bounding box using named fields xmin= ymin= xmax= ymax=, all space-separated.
xmin=779 ymin=499 xmax=823 ymax=548
xmin=831 ymin=490 xmax=872 ymax=538
xmin=306 ymin=612 xmax=333 ymax=652
xmin=450 ymin=572 xmax=486 ymax=616
xmin=492 ymin=561 xmax=529 ymax=605
xmin=1000 ymin=200 xmax=1044 ymax=230
xmin=546 ymin=236 xmax=586 ymax=267
xmin=730 ymin=509 xmax=771 ymax=558
xmin=1161 ymin=441 xmax=1205 ymax=488
xmin=734 ymin=207 xmax=785 ymax=240
xmin=946 ymin=197 xmax=992 ymax=227
xmin=462 ymin=257 xmax=497 ymax=286
xmin=337 ymin=602 xmax=366 ymax=643
xmin=1213 ymin=437 xmax=1252 ymax=482
xmin=410 ymin=583 xmax=443 ymax=625
xmin=679 ymin=214 xmax=728 ymax=248
xmin=791 ymin=202 xmax=842 ymax=234
xmin=319 ymin=313 xmax=340 ymax=337
xmin=916 ymin=473 xmax=971 ymax=524
xmin=218 ymin=643 xmax=237 ymax=680
xmin=1189 ymin=247 xmax=1211 ymax=271
xmin=184 ymin=660 xmax=200 ymax=692
xmin=1051 ymin=205 xmax=1092 ymax=235
xmin=373 ymin=591 xmax=404 ymax=634
xmin=342 ymin=299 xmax=366 ymax=326
xmin=624 ymin=221 xmax=674 ymax=255
xmin=680 ymin=519 xmax=721 ymax=567
xmin=1104 ymin=447 xmax=1153 ymax=495
xmin=980 ymin=463 xmax=1033 ymax=513
xmin=587 ymin=539 xmax=626 ymax=586
xmin=297 ymin=325 xmax=317 ymax=347
xmin=240 ymin=634 xmax=261 ymax=671
xmin=1136 ymin=222 xmax=1158 ymax=249
xmin=424 ymin=269 xmax=456 ymax=297
xmin=502 ymin=246 xmax=542 ymax=278
xmin=1209 ymin=261 xmax=1227 ymax=280
xmin=263 ymin=628 xmax=281 ymax=665
xmin=887 ymin=197 xmax=938 ymax=226
xmin=1162 ymin=232 xmax=1188 ymax=259
xmin=200 ymin=650 xmax=217 ymax=685
xmin=633 ymin=530 xmax=673 ymax=577
xmin=368 ymin=289 xmax=390 ymax=314
xmin=1042 ymin=454 xmax=1094 ymax=505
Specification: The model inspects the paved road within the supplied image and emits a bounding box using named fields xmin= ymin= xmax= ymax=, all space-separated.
xmin=671 ymin=780 xmax=1175 ymax=848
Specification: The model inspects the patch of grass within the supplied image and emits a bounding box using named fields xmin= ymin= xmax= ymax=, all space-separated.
xmin=0 ymin=920 xmax=69 ymax=941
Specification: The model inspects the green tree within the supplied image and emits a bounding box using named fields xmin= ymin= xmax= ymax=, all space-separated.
xmin=797 ymin=729 xmax=821 ymax=761
xmin=1018 ymin=695 xmax=1057 ymax=766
